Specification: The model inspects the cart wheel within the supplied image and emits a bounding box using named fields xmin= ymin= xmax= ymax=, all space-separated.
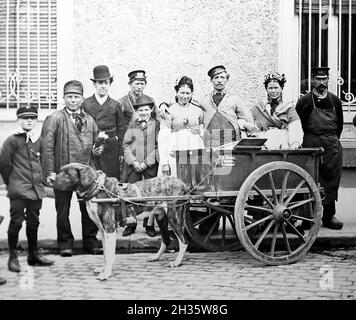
xmin=185 ymin=202 xmax=243 ymax=252
xmin=235 ymin=161 xmax=322 ymax=265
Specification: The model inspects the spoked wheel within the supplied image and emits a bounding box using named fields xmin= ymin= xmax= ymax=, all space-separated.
xmin=185 ymin=200 xmax=242 ymax=251
xmin=235 ymin=161 xmax=322 ymax=265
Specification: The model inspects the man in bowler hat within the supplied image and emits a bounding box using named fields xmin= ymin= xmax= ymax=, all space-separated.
xmin=296 ymin=67 xmax=344 ymax=230
xmin=41 ymin=80 xmax=102 ymax=256
xmin=82 ymin=65 xmax=125 ymax=180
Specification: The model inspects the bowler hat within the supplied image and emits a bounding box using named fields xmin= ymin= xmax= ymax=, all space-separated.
xmin=17 ymin=105 xmax=38 ymax=118
xmin=133 ymin=94 xmax=154 ymax=109
xmin=312 ymin=66 xmax=330 ymax=78
xmin=128 ymin=70 xmax=147 ymax=83
xmin=91 ymin=65 xmax=113 ymax=82
xmin=63 ymin=80 xmax=84 ymax=96
xmin=208 ymin=65 xmax=227 ymax=78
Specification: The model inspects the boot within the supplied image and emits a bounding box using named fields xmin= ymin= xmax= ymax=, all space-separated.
xmin=27 ymin=250 xmax=54 ymax=266
xmin=8 ymin=250 xmax=21 ymax=273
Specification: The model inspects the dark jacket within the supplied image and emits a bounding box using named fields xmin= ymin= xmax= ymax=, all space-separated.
xmin=82 ymin=95 xmax=125 ymax=156
xmin=41 ymin=108 xmax=98 ymax=177
xmin=295 ymin=91 xmax=344 ymax=138
xmin=0 ymin=133 xmax=46 ymax=200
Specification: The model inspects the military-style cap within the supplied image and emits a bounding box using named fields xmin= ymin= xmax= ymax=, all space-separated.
xmin=63 ymin=80 xmax=84 ymax=96
xmin=17 ymin=105 xmax=38 ymax=118
xmin=133 ymin=94 xmax=154 ymax=110
xmin=207 ymin=65 xmax=227 ymax=78
xmin=90 ymin=65 xmax=113 ymax=82
xmin=128 ymin=70 xmax=147 ymax=83
xmin=311 ymin=67 xmax=330 ymax=78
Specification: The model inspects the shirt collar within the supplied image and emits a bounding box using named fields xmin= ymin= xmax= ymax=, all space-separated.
xmin=95 ymin=94 xmax=108 ymax=105
xmin=65 ymin=107 xmax=81 ymax=115
xmin=14 ymin=127 xmax=40 ymax=143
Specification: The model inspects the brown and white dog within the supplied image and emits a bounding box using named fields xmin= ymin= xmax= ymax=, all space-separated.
xmin=54 ymin=163 xmax=189 ymax=280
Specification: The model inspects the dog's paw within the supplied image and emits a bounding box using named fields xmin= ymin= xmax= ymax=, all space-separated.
xmin=96 ymin=273 xmax=110 ymax=281
xmin=168 ymin=260 xmax=182 ymax=268
xmin=93 ymin=267 xmax=104 ymax=275
xmin=147 ymin=255 xmax=159 ymax=262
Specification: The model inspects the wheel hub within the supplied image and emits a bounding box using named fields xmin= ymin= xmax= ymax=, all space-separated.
xmin=273 ymin=205 xmax=292 ymax=222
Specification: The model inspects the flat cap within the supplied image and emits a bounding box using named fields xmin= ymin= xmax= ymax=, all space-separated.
xmin=311 ymin=66 xmax=330 ymax=78
xmin=63 ymin=80 xmax=84 ymax=96
xmin=128 ymin=70 xmax=147 ymax=82
xmin=207 ymin=65 xmax=227 ymax=78
xmin=17 ymin=105 xmax=38 ymax=118
xmin=133 ymin=94 xmax=154 ymax=109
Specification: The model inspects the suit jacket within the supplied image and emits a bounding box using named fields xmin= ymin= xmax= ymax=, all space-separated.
xmin=82 ymin=95 xmax=125 ymax=155
xmin=123 ymin=118 xmax=160 ymax=166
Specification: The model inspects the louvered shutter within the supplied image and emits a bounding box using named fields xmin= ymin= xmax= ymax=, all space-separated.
xmin=0 ymin=0 xmax=57 ymax=110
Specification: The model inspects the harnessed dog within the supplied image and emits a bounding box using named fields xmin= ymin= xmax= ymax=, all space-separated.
xmin=54 ymin=163 xmax=189 ymax=280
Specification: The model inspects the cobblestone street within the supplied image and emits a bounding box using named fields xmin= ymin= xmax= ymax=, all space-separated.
xmin=0 ymin=249 xmax=355 ymax=300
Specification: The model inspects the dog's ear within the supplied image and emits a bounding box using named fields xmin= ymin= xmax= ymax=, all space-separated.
xmin=77 ymin=165 xmax=97 ymax=191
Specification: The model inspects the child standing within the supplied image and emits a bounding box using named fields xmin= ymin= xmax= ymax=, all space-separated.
xmin=122 ymin=95 xmax=160 ymax=237
xmin=0 ymin=106 xmax=54 ymax=272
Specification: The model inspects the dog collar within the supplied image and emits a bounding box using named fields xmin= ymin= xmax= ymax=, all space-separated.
xmin=81 ymin=170 xmax=107 ymax=201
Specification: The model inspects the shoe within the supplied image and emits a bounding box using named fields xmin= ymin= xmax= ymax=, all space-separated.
xmin=83 ymin=247 xmax=103 ymax=255
xmin=60 ymin=249 xmax=73 ymax=257
xmin=122 ymin=226 xmax=136 ymax=237
xmin=323 ymin=216 xmax=343 ymax=230
xmin=0 ymin=277 xmax=6 ymax=285
xmin=8 ymin=250 xmax=21 ymax=273
xmin=28 ymin=251 xmax=54 ymax=266
xmin=145 ymin=226 xmax=157 ymax=237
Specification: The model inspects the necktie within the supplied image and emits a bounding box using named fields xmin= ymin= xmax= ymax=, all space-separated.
xmin=139 ymin=119 xmax=147 ymax=129
xmin=72 ymin=113 xmax=83 ymax=132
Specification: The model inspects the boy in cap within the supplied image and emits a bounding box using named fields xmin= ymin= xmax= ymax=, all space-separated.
xmin=41 ymin=80 xmax=102 ymax=256
xmin=82 ymin=65 xmax=125 ymax=181
xmin=0 ymin=106 xmax=54 ymax=272
xmin=122 ymin=94 xmax=160 ymax=237
xmin=296 ymin=67 xmax=344 ymax=230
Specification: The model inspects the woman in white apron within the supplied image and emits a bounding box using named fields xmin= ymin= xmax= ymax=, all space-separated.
xmin=158 ymin=76 xmax=204 ymax=177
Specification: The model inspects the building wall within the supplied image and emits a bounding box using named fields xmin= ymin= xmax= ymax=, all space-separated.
xmin=73 ymin=0 xmax=280 ymax=106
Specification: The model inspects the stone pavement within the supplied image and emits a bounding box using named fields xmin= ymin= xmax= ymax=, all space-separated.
xmin=0 ymin=249 xmax=355 ymax=300
xmin=0 ymin=187 xmax=355 ymax=252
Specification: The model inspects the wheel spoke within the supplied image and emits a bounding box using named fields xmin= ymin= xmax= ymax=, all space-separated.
xmin=221 ymin=215 xmax=226 ymax=247
xmin=281 ymin=223 xmax=291 ymax=254
xmin=284 ymin=180 xmax=305 ymax=206
xmin=279 ymin=171 xmax=290 ymax=203
xmin=270 ymin=223 xmax=280 ymax=257
xmin=268 ymin=172 xmax=278 ymax=204
xmin=252 ymin=185 xmax=274 ymax=208
xmin=288 ymin=197 xmax=315 ymax=210
xmin=285 ymin=220 xmax=307 ymax=243
xmin=227 ymin=214 xmax=238 ymax=238
xmin=254 ymin=219 xmax=275 ymax=250
xmin=291 ymin=215 xmax=315 ymax=224
xmin=192 ymin=211 xmax=217 ymax=228
xmin=243 ymin=214 xmax=273 ymax=232
xmin=203 ymin=216 xmax=220 ymax=242
xmin=244 ymin=204 xmax=273 ymax=214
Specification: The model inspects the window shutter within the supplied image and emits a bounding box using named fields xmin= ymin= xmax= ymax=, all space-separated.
xmin=0 ymin=0 xmax=57 ymax=110
xmin=294 ymin=0 xmax=333 ymax=14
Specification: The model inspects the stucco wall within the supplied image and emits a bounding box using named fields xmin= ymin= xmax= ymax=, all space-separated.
xmin=73 ymin=0 xmax=279 ymax=106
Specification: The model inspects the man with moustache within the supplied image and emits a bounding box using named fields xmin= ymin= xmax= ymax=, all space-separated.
xmin=82 ymin=65 xmax=125 ymax=180
xmin=41 ymin=80 xmax=102 ymax=256
xmin=296 ymin=67 xmax=344 ymax=230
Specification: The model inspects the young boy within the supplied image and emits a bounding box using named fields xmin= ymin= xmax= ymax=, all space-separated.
xmin=122 ymin=94 xmax=160 ymax=237
xmin=0 ymin=106 xmax=54 ymax=272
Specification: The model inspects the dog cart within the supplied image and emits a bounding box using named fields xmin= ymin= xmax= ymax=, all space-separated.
xmin=175 ymin=139 xmax=323 ymax=265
